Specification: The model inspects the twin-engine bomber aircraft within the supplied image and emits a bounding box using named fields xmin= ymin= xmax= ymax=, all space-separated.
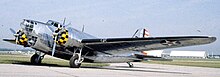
xmin=3 ymin=19 xmax=216 ymax=68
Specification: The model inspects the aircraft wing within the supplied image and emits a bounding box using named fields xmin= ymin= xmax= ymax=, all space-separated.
xmin=2 ymin=38 xmax=16 ymax=44
xmin=81 ymin=36 xmax=216 ymax=52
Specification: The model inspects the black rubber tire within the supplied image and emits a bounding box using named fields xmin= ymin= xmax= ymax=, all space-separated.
xmin=30 ymin=54 xmax=42 ymax=65
xmin=69 ymin=54 xmax=81 ymax=68
xmin=127 ymin=62 xmax=134 ymax=68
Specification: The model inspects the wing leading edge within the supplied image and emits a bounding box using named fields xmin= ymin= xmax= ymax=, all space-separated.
xmin=81 ymin=36 xmax=216 ymax=52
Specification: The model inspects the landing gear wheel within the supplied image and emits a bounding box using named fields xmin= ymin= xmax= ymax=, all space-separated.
xmin=69 ymin=54 xmax=82 ymax=68
xmin=127 ymin=62 xmax=134 ymax=68
xmin=31 ymin=54 xmax=42 ymax=65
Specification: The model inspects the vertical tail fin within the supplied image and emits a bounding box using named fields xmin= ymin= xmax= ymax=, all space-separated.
xmin=143 ymin=28 xmax=150 ymax=37
xmin=132 ymin=28 xmax=150 ymax=38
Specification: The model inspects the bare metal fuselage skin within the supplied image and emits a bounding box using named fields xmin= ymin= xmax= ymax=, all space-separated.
xmin=20 ymin=19 xmax=136 ymax=63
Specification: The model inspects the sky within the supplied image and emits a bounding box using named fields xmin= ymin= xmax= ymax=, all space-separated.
xmin=0 ymin=0 xmax=219 ymax=54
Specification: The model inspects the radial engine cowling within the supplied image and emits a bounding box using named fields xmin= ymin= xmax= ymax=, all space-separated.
xmin=53 ymin=28 xmax=69 ymax=45
xmin=15 ymin=30 xmax=28 ymax=46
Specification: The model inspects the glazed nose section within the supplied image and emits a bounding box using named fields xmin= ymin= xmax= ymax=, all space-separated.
xmin=20 ymin=19 xmax=38 ymax=47
xmin=20 ymin=19 xmax=36 ymax=34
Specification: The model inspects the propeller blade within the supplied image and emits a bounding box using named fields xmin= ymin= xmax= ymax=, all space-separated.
xmin=14 ymin=38 xmax=18 ymax=52
xmin=63 ymin=18 xmax=66 ymax=25
xmin=82 ymin=25 xmax=85 ymax=32
xmin=15 ymin=36 xmax=18 ymax=45
xmin=9 ymin=28 xmax=16 ymax=34
xmin=51 ymin=34 xmax=58 ymax=56
xmin=11 ymin=28 xmax=19 ymax=45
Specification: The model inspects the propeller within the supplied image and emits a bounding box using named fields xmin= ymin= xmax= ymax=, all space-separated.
xmin=51 ymin=20 xmax=69 ymax=56
xmin=9 ymin=28 xmax=29 ymax=53
xmin=10 ymin=28 xmax=18 ymax=45
xmin=10 ymin=28 xmax=16 ymax=34
xmin=10 ymin=28 xmax=19 ymax=51
xmin=10 ymin=28 xmax=28 ymax=45
xmin=63 ymin=18 xmax=66 ymax=25
xmin=82 ymin=25 xmax=85 ymax=32
xmin=51 ymin=32 xmax=58 ymax=56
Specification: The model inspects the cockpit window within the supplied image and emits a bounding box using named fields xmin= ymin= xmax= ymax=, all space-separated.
xmin=54 ymin=23 xmax=58 ymax=27
xmin=21 ymin=20 xmax=36 ymax=33
xmin=46 ymin=20 xmax=62 ymax=28
xmin=26 ymin=20 xmax=30 ymax=23
xmin=47 ymin=21 xmax=53 ymax=25
xmin=30 ymin=21 xmax=34 ymax=24
xmin=30 ymin=24 xmax=33 ymax=28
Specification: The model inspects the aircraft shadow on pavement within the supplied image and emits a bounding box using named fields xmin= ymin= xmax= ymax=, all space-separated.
xmin=4 ymin=60 xmax=106 ymax=68
xmin=81 ymin=66 xmax=191 ymax=74
xmin=114 ymin=66 xmax=166 ymax=70
xmin=5 ymin=60 xmax=190 ymax=74
xmin=4 ymin=60 xmax=69 ymax=67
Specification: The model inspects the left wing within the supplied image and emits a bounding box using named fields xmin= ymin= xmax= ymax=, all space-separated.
xmin=81 ymin=36 xmax=216 ymax=52
xmin=2 ymin=38 xmax=16 ymax=44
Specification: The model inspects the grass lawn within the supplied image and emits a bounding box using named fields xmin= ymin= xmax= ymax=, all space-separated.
xmin=0 ymin=54 xmax=109 ymax=67
xmin=144 ymin=59 xmax=220 ymax=68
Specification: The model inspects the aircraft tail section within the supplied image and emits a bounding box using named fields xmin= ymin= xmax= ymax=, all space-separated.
xmin=132 ymin=28 xmax=150 ymax=38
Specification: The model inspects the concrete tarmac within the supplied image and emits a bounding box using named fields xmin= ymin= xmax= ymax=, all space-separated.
xmin=0 ymin=63 xmax=220 ymax=77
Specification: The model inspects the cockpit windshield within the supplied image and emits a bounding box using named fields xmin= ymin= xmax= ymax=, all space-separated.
xmin=47 ymin=20 xmax=63 ymax=28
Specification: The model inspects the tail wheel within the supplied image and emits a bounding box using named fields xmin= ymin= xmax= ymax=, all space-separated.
xmin=69 ymin=54 xmax=81 ymax=68
xmin=127 ymin=62 xmax=134 ymax=68
xmin=31 ymin=54 xmax=42 ymax=65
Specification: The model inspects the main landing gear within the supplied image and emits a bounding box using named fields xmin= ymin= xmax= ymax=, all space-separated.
xmin=69 ymin=48 xmax=84 ymax=68
xmin=30 ymin=52 xmax=45 ymax=65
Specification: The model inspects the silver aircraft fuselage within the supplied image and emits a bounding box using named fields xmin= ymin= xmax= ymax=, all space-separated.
xmin=19 ymin=19 xmax=136 ymax=62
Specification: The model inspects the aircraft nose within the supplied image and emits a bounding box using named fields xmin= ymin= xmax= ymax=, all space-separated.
xmin=21 ymin=19 xmax=36 ymax=33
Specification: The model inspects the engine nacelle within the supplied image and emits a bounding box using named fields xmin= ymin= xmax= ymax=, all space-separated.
xmin=15 ymin=29 xmax=28 ymax=46
xmin=53 ymin=28 xmax=69 ymax=45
